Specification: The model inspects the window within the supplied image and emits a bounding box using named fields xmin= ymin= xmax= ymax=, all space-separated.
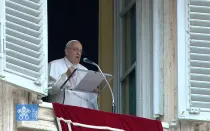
xmin=121 ymin=69 xmax=136 ymax=115
xmin=122 ymin=5 xmax=136 ymax=72
xmin=121 ymin=3 xmax=136 ymax=115
xmin=114 ymin=0 xmax=154 ymax=118
xmin=119 ymin=0 xmax=136 ymax=115
xmin=0 ymin=0 xmax=48 ymax=96
xmin=177 ymin=0 xmax=210 ymax=121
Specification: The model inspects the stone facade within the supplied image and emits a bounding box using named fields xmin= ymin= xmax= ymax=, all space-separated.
xmin=0 ymin=82 xmax=57 ymax=131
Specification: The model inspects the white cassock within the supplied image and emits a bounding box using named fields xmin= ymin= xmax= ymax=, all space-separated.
xmin=48 ymin=57 xmax=98 ymax=110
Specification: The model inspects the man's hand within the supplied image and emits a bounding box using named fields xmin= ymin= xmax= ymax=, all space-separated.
xmin=66 ymin=66 xmax=76 ymax=77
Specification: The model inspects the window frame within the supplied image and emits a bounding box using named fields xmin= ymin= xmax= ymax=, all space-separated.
xmin=137 ymin=0 xmax=153 ymax=118
xmin=0 ymin=0 xmax=5 ymax=77
xmin=177 ymin=0 xmax=189 ymax=120
xmin=153 ymin=0 xmax=164 ymax=117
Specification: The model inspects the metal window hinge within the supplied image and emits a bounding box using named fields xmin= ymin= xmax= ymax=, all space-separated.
xmin=189 ymin=107 xmax=200 ymax=115
xmin=34 ymin=78 xmax=42 ymax=86
xmin=0 ymin=74 xmax=5 ymax=78
xmin=170 ymin=120 xmax=178 ymax=128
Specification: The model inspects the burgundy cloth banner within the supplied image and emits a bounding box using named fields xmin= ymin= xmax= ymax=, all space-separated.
xmin=52 ymin=102 xmax=163 ymax=131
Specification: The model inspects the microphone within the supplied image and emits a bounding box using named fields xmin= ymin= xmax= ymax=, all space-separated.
xmin=83 ymin=58 xmax=115 ymax=113
xmin=83 ymin=58 xmax=93 ymax=64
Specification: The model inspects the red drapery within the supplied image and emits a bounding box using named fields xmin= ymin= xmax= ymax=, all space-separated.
xmin=52 ymin=102 xmax=163 ymax=131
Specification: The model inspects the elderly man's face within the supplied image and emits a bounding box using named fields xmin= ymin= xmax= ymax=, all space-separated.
xmin=65 ymin=42 xmax=83 ymax=64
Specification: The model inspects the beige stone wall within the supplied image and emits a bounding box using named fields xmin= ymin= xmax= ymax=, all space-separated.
xmin=0 ymin=81 xmax=28 ymax=131
xmin=162 ymin=0 xmax=177 ymax=125
xmin=0 ymin=82 xmax=57 ymax=131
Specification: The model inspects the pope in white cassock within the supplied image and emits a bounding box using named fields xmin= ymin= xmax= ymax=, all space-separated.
xmin=48 ymin=40 xmax=98 ymax=110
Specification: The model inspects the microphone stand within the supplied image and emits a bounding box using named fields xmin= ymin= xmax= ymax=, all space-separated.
xmin=88 ymin=62 xmax=115 ymax=113
xmin=60 ymin=69 xmax=77 ymax=104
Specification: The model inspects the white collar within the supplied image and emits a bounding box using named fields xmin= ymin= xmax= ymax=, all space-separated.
xmin=64 ymin=57 xmax=79 ymax=68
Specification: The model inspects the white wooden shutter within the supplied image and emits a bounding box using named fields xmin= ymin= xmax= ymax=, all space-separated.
xmin=0 ymin=0 xmax=48 ymax=96
xmin=177 ymin=0 xmax=210 ymax=121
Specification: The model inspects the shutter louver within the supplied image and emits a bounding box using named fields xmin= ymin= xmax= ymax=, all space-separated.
xmin=189 ymin=0 xmax=210 ymax=110
xmin=1 ymin=0 xmax=48 ymax=95
xmin=5 ymin=0 xmax=43 ymax=80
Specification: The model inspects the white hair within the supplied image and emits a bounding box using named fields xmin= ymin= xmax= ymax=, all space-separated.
xmin=65 ymin=40 xmax=80 ymax=48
